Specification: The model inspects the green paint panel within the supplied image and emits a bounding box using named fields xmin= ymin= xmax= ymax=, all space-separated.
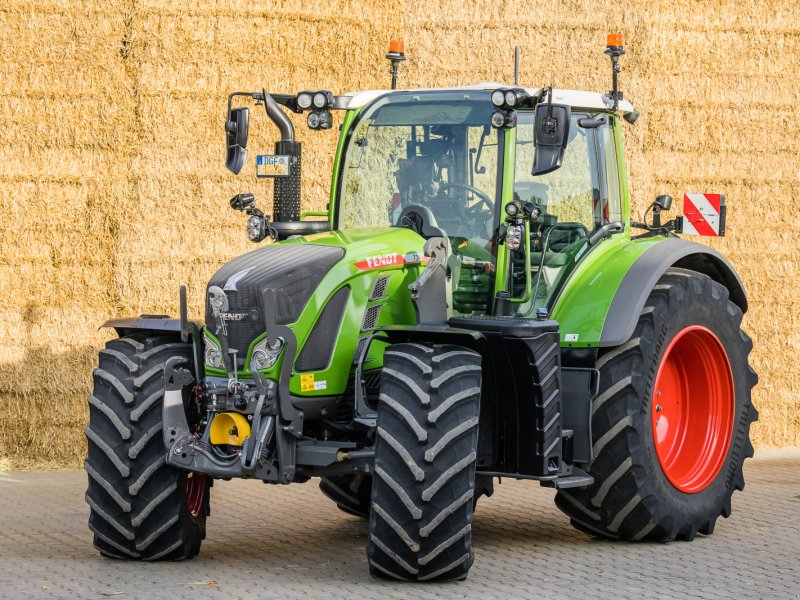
xmin=280 ymin=227 xmax=425 ymax=395
xmin=551 ymin=234 xmax=667 ymax=347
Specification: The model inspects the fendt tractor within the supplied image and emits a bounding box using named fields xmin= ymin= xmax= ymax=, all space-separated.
xmin=84 ymin=36 xmax=757 ymax=581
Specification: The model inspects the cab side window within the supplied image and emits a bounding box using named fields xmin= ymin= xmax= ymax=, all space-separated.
xmin=514 ymin=111 xmax=621 ymax=231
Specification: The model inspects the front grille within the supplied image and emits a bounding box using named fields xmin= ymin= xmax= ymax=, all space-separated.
xmin=361 ymin=305 xmax=382 ymax=331
xmin=296 ymin=287 xmax=350 ymax=372
xmin=205 ymin=244 xmax=344 ymax=361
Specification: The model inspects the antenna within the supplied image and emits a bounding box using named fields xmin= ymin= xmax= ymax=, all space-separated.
xmin=514 ymin=46 xmax=520 ymax=85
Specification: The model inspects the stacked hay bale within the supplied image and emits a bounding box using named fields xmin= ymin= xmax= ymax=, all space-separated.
xmin=0 ymin=0 xmax=796 ymax=468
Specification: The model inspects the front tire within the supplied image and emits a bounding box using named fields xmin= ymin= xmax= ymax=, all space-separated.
xmin=367 ymin=343 xmax=482 ymax=581
xmin=84 ymin=334 xmax=209 ymax=560
xmin=555 ymin=269 xmax=758 ymax=541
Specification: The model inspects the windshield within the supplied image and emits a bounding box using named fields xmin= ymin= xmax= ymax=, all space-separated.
xmin=338 ymin=91 xmax=500 ymax=238
xmin=337 ymin=91 xmax=501 ymax=315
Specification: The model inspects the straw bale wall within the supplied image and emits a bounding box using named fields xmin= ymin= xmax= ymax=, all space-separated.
xmin=1 ymin=0 xmax=798 ymax=468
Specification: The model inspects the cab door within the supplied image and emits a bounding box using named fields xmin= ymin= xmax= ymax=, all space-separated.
xmin=511 ymin=111 xmax=622 ymax=314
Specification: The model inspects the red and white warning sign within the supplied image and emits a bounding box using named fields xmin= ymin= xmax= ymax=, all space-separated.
xmin=682 ymin=193 xmax=726 ymax=237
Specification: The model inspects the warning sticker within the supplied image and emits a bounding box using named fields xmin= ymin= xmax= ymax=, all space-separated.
xmin=300 ymin=373 xmax=315 ymax=392
xmin=300 ymin=373 xmax=327 ymax=392
xmin=256 ymin=154 xmax=290 ymax=178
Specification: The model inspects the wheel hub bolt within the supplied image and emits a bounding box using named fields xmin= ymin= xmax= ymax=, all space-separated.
xmin=656 ymin=405 xmax=663 ymax=412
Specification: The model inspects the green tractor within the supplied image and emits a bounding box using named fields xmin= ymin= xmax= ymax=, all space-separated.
xmin=84 ymin=36 xmax=757 ymax=581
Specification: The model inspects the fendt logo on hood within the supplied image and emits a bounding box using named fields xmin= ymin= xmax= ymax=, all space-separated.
xmin=220 ymin=312 xmax=248 ymax=321
xmin=354 ymin=253 xmax=429 ymax=271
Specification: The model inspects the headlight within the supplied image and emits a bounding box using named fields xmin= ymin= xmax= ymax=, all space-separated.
xmin=491 ymin=89 xmax=506 ymax=107
xmin=506 ymin=225 xmax=522 ymax=250
xmin=204 ymin=332 xmax=224 ymax=369
xmin=251 ymin=336 xmax=284 ymax=370
xmin=247 ymin=214 xmax=265 ymax=242
xmin=307 ymin=111 xmax=321 ymax=129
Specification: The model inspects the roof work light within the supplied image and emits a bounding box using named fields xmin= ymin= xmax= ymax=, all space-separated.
xmin=491 ymin=88 xmax=530 ymax=109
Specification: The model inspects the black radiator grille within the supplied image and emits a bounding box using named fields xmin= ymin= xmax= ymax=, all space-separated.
xmin=353 ymin=337 xmax=368 ymax=364
xmin=370 ymin=275 xmax=390 ymax=300
xmin=361 ymin=305 xmax=382 ymax=331
xmin=205 ymin=244 xmax=344 ymax=362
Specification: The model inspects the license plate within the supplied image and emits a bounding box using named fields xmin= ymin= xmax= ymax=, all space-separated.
xmin=256 ymin=155 xmax=290 ymax=177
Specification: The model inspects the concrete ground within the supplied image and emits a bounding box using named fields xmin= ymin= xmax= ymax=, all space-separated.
xmin=1 ymin=449 xmax=798 ymax=600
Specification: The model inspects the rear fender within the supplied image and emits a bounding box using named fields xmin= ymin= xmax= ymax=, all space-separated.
xmin=599 ymin=238 xmax=747 ymax=346
xmin=552 ymin=237 xmax=746 ymax=349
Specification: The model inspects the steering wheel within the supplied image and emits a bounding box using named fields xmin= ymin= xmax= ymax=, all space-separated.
xmin=436 ymin=182 xmax=494 ymax=213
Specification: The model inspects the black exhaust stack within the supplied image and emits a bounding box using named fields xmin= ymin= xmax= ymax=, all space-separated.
xmin=262 ymin=90 xmax=301 ymax=223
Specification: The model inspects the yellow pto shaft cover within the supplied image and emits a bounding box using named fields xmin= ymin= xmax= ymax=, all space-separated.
xmin=209 ymin=412 xmax=251 ymax=446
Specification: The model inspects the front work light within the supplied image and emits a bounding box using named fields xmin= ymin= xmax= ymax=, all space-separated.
xmin=505 ymin=200 xmax=521 ymax=217
xmin=491 ymin=110 xmax=506 ymax=128
xmin=307 ymin=110 xmax=333 ymax=130
xmin=297 ymin=92 xmax=313 ymax=110
xmin=297 ymin=90 xmax=334 ymax=111
xmin=313 ymin=91 xmax=334 ymax=109
xmin=492 ymin=88 xmax=530 ymax=109
xmin=491 ymin=109 xmax=517 ymax=129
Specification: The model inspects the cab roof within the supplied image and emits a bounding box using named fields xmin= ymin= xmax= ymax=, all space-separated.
xmin=340 ymin=84 xmax=635 ymax=116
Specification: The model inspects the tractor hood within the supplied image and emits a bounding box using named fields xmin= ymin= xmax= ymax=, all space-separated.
xmin=205 ymin=227 xmax=426 ymax=368
xmin=205 ymin=244 xmax=345 ymax=362
xmin=280 ymin=226 xmax=427 ymax=269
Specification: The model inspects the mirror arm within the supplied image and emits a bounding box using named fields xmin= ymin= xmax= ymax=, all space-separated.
xmin=226 ymin=91 xmax=262 ymax=121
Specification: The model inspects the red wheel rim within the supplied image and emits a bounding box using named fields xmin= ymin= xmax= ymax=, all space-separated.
xmin=652 ymin=326 xmax=734 ymax=493
xmin=185 ymin=472 xmax=207 ymax=517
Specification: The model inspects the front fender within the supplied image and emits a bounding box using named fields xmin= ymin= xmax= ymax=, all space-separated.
xmin=101 ymin=316 xmax=205 ymax=380
xmin=551 ymin=236 xmax=747 ymax=348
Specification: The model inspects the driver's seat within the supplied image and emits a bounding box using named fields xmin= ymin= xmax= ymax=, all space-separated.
xmin=394 ymin=205 xmax=445 ymax=239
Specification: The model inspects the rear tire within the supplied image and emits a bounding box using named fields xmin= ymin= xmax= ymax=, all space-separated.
xmin=367 ymin=343 xmax=482 ymax=582
xmin=84 ymin=334 xmax=209 ymax=560
xmin=555 ymin=269 xmax=757 ymax=541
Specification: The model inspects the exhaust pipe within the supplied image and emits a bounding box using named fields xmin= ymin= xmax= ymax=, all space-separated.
xmin=262 ymin=88 xmax=301 ymax=222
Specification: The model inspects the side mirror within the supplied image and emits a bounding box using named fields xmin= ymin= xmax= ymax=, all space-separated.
xmin=531 ymin=103 xmax=571 ymax=176
xmin=655 ymin=194 xmax=673 ymax=211
xmin=225 ymin=107 xmax=250 ymax=174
